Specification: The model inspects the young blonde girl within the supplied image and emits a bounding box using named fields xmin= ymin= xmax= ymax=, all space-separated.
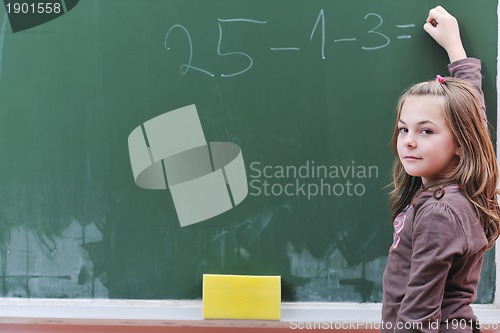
xmin=382 ymin=6 xmax=500 ymax=333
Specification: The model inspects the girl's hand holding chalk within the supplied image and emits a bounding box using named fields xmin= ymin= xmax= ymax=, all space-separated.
xmin=423 ymin=6 xmax=467 ymax=62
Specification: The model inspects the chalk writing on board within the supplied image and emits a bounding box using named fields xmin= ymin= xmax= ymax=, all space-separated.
xmin=396 ymin=24 xmax=416 ymax=39
xmin=362 ymin=13 xmax=390 ymax=51
xmin=217 ymin=18 xmax=268 ymax=78
xmin=310 ymin=9 xmax=326 ymax=59
xmin=164 ymin=24 xmax=215 ymax=77
xmin=164 ymin=10 xmax=416 ymax=77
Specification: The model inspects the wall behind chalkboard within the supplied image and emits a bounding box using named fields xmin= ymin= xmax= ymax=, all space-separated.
xmin=0 ymin=0 xmax=497 ymax=302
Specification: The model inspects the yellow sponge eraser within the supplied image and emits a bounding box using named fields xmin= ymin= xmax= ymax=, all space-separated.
xmin=202 ymin=274 xmax=281 ymax=320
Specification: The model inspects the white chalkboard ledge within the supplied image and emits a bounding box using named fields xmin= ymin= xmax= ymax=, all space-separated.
xmin=0 ymin=299 xmax=499 ymax=327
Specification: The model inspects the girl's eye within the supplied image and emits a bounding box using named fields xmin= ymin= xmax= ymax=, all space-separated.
xmin=421 ymin=129 xmax=433 ymax=135
xmin=398 ymin=127 xmax=408 ymax=134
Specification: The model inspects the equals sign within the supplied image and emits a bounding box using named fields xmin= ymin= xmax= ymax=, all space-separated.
xmin=396 ymin=24 xmax=415 ymax=39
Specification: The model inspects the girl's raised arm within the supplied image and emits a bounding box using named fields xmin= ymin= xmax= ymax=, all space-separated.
xmin=424 ymin=6 xmax=486 ymax=124
xmin=423 ymin=6 xmax=467 ymax=63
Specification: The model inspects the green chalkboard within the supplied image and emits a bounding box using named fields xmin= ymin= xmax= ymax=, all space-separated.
xmin=0 ymin=0 xmax=496 ymax=303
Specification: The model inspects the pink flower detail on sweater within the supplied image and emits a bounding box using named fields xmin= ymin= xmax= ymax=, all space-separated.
xmin=392 ymin=205 xmax=411 ymax=249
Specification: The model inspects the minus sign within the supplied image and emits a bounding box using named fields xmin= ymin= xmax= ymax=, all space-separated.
xmin=397 ymin=35 xmax=412 ymax=39
xmin=334 ymin=38 xmax=357 ymax=42
xmin=270 ymin=47 xmax=300 ymax=51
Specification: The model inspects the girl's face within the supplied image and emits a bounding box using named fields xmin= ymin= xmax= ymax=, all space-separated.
xmin=397 ymin=95 xmax=460 ymax=184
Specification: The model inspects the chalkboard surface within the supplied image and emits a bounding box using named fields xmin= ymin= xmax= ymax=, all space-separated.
xmin=0 ymin=0 xmax=496 ymax=302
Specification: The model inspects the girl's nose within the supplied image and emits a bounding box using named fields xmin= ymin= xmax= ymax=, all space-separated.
xmin=403 ymin=134 xmax=416 ymax=148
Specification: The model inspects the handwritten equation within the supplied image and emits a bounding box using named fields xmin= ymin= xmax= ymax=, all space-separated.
xmin=165 ymin=9 xmax=417 ymax=78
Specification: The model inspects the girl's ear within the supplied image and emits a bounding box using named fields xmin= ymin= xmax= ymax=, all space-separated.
xmin=455 ymin=145 xmax=462 ymax=157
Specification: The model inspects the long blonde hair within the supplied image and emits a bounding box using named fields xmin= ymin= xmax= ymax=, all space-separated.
xmin=390 ymin=77 xmax=500 ymax=249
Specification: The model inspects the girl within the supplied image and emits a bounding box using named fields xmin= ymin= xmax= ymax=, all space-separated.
xmin=382 ymin=6 xmax=500 ymax=333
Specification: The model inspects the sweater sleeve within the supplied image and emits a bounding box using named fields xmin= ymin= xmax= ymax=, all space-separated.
xmin=448 ymin=58 xmax=487 ymax=125
xmin=394 ymin=203 xmax=467 ymax=333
